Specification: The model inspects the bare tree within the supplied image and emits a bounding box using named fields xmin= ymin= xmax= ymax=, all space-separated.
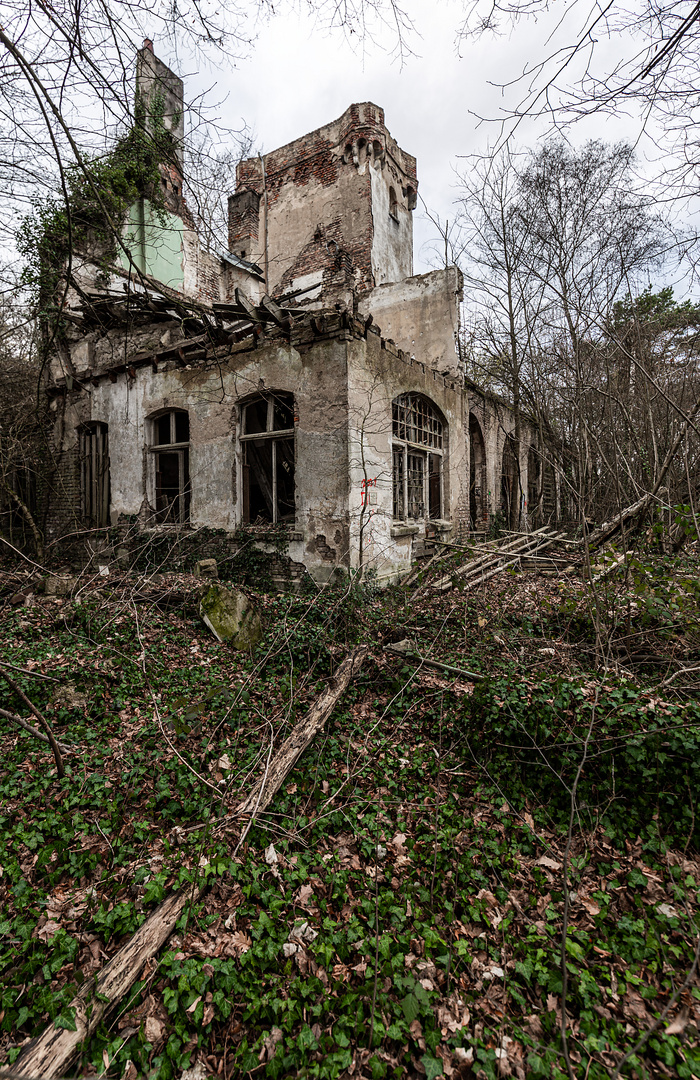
xmin=459 ymin=1 xmax=700 ymax=212
xmin=459 ymin=139 xmax=670 ymax=528
xmin=458 ymin=147 xmax=551 ymax=528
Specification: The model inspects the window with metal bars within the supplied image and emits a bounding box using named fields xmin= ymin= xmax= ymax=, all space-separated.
xmin=149 ymin=410 xmax=190 ymax=524
xmin=239 ymin=392 xmax=296 ymax=524
xmin=79 ymin=422 xmax=110 ymax=527
xmin=392 ymin=394 xmax=443 ymax=449
xmin=391 ymin=394 xmax=444 ymax=522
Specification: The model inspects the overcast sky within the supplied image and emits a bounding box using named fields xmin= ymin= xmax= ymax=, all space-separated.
xmin=171 ymin=0 xmax=653 ymax=274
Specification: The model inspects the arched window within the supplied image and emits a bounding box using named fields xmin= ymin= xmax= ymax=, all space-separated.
xmin=239 ymin=391 xmax=295 ymax=524
xmin=392 ymin=394 xmax=445 ymax=522
xmin=501 ymin=433 xmax=520 ymax=530
xmin=389 ymin=186 xmax=398 ymax=220
xmin=469 ymin=414 xmax=486 ymax=529
xmin=78 ymin=422 xmax=110 ymax=527
xmin=149 ymin=409 xmax=190 ymax=524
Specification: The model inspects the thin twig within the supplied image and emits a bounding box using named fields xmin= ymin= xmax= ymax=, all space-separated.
xmin=0 ymin=705 xmax=71 ymax=753
xmin=0 ymin=664 xmax=65 ymax=777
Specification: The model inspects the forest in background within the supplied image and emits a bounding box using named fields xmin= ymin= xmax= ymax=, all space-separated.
xmin=1 ymin=2 xmax=700 ymax=1078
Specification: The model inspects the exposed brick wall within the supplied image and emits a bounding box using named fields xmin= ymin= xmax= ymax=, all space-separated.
xmin=45 ymin=444 xmax=82 ymax=539
xmin=231 ymin=103 xmax=418 ymax=299
xmin=228 ymin=188 xmax=260 ymax=254
xmin=273 ymin=221 xmax=367 ymax=302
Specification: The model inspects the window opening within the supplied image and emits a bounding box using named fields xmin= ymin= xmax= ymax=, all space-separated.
xmin=469 ymin=413 xmax=486 ymax=528
xmin=150 ymin=410 xmax=190 ymax=524
xmin=391 ymin=394 xmax=444 ymax=522
xmin=501 ymin=433 xmax=519 ymax=530
xmin=240 ymin=392 xmax=295 ymax=524
xmin=79 ymin=422 xmax=110 ymax=527
xmin=389 ymin=186 xmax=398 ymax=220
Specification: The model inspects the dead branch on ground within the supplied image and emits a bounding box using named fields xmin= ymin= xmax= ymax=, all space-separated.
xmin=0 ymin=664 xmax=65 ymax=777
xmin=14 ymin=643 xmax=370 ymax=1080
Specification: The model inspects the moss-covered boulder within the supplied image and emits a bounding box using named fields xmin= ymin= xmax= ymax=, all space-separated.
xmin=200 ymin=584 xmax=262 ymax=650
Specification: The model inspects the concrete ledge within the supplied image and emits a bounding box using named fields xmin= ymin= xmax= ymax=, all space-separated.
xmin=390 ymin=524 xmax=420 ymax=538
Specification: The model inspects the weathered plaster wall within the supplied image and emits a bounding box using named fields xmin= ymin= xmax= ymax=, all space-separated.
xmin=56 ymin=335 xmax=353 ymax=582
xmin=232 ymin=103 xmax=417 ymax=300
xmin=346 ymin=331 xmax=467 ymax=580
xmin=358 ymin=267 xmax=463 ymax=377
xmin=369 ymin=161 xmax=413 ymax=286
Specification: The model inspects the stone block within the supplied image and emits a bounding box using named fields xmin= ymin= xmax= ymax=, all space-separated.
xmin=116 ymin=547 xmax=131 ymax=568
xmin=45 ymin=575 xmax=78 ymax=597
xmin=194 ymin=558 xmax=218 ymax=579
xmin=200 ymin=583 xmax=262 ymax=650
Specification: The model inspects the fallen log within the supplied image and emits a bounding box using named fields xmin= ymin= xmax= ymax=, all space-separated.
xmin=14 ymin=645 xmax=369 ymax=1080
xmin=13 ymin=884 xmax=200 ymax=1080
xmin=236 ymin=644 xmax=370 ymax=815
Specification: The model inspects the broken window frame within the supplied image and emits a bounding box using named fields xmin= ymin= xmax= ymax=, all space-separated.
xmin=148 ymin=410 xmax=190 ymax=525
xmin=78 ymin=421 xmax=110 ymax=527
xmin=239 ymin=392 xmax=296 ymax=526
xmin=391 ymin=394 xmax=444 ymax=523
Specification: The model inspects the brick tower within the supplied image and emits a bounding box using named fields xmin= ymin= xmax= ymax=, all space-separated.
xmin=228 ymin=103 xmax=418 ymax=307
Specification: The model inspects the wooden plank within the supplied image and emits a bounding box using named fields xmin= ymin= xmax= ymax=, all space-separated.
xmin=431 ymin=527 xmax=553 ymax=591
xmin=459 ymin=532 xmax=567 ymax=591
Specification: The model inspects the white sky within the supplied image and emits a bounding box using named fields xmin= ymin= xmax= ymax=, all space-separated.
xmin=167 ymin=0 xmax=689 ymax=281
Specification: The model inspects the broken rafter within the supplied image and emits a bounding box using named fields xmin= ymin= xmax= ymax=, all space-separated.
xmin=426 ymin=529 xmax=567 ymax=593
xmin=430 ymin=527 xmax=553 ymax=592
xmin=585 ymin=492 xmax=654 ymax=553
xmin=454 ymin=532 xmax=567 ymax=591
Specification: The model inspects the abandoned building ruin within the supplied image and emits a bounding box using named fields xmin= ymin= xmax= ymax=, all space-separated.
xmin=47 ymin=44 xmax=561 ymax=584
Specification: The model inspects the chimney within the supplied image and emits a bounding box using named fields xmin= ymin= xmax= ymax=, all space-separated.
xmin=135 ymin=45 xmax=184 ymax=172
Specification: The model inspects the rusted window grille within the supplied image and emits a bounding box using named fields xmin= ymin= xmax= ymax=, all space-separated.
xmin=392 ymin=394 xmax=445 ymax=522
xmin=407 ymin=453 xmax=425 ymax=518
xmin=392 ymin=448 xmax=404 ymax=520
xmin=392 ymin=394 xmax=443 ymax=449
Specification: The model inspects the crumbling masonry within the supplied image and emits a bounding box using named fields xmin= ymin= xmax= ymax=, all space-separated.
xmin=46 ymin=45 xmax=561 ymax=583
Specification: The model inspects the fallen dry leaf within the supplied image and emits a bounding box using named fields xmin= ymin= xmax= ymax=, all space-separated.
xmin=666 ymin=1008 xmax=690 ymax=1035
xmin=144 ymin=1016 xmax=163 ymax=1044
xmin=579 ymin=894 xmax=600 ymax=916
xmin=537 ymin=855 xmax=562 ymax=871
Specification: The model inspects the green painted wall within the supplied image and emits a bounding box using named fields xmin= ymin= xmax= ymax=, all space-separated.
xmin=120 ymin=199 xmax=184 ymax=289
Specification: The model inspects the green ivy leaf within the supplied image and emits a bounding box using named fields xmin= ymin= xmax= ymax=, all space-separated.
xmin=401 ymin=992 xmax=420 ymax=1022
xmin=421 ymin=1053 xmax=443 ymax=1079
xmin=55 ymin=1008 xmax=77 ymax=1031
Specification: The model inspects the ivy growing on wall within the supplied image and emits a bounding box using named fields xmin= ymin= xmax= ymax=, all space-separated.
xmin=17 ymin=93 xmax=175 ymax=317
